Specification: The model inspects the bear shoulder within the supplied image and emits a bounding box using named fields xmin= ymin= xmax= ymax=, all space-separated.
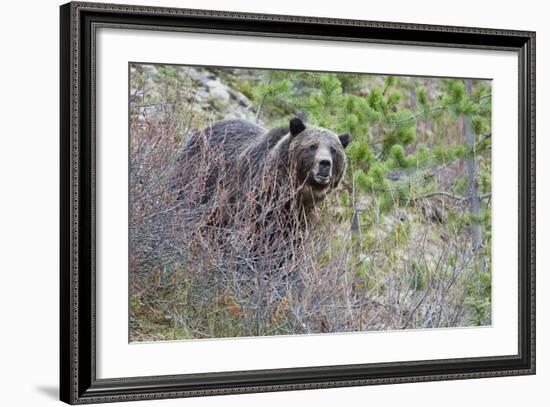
xmin=236 ymin=123 xmax=289 ymax=161
xmin=208 ymin=119 xmax=265 ymax=146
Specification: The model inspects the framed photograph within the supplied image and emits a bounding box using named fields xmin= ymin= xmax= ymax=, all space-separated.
xmin=60 ymin=1 xmax=535 ymax=404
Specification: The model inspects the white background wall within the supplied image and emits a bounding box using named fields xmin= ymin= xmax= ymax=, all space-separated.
xmin=0 ymin=0 xmax=545 ymax=405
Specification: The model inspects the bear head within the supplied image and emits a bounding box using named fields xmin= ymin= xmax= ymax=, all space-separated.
xmin=287 ymin=117 xmax=350 ymax=206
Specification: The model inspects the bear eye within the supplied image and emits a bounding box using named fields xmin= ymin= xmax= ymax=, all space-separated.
xmin=330 ymin=147 xmax=337 ymax=155
xmin=309 ymin=144 xmax=318 ymax=151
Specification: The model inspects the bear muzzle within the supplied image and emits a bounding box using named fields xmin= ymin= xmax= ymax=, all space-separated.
xmin=312 ymin=159 xmax=332 ymax=186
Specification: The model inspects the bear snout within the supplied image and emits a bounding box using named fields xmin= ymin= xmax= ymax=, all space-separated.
xmin=318 ymin=160 xmax=331 ymax=176
xmin=312 ymin=158 xmax=332 ymax=186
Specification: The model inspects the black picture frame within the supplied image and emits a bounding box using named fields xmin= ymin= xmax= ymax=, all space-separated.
xmin=60 ymin=1 xmax=536 ymax=404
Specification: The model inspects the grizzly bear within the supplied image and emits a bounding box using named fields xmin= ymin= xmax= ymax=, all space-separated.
xmin=172 ymin=117 xmax=350 ymax=281
xmin=178 ymin=117 xmax=350 ymax=231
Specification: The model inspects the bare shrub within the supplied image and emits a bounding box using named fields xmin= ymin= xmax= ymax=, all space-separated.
xmin=130 ymin=114 xmax=487 ymax=341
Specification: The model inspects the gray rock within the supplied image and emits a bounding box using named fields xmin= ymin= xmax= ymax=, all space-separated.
xmin=141 ymin=64 xmax=155 ymax=73
xmin=230 ymin=90 xmax=252 ymax=108
xmin=206 ymin=80 xmax=231 ymax=102
xmin=185 ymin=67 xmax=209 ymax=85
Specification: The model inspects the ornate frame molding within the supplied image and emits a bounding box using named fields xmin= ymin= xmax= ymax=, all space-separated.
xmin=60 ymin=2 xmax=535 ymax=404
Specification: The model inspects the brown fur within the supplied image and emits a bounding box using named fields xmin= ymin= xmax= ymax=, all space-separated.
xmin=179 ymin=117 xmax=350 ymax=225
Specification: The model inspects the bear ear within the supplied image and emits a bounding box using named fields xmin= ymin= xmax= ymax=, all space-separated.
xmin=289 ymin=117 xmax=306 ymax=136
xmin=339 ymin=133 xmax=351 ymax=148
